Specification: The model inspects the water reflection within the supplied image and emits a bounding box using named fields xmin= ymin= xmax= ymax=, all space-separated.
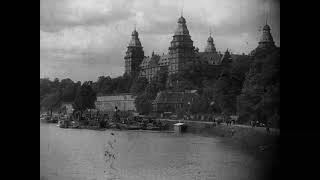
xmin=40 ymin=123 xmax=264 ymax=180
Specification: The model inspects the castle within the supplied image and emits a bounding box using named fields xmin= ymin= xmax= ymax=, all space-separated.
xmin=124 ymin=15 xmax=276 ymax=81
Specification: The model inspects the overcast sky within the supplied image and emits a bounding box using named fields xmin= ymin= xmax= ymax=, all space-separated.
xmin=40 ymin=0 xmax=280 ymax=82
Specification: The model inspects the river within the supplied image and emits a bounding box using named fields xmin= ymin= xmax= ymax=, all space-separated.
xmin=40 ymin=122 xmax=267 ymax=180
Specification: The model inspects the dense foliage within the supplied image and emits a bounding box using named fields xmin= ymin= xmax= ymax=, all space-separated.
xmin=40 ymin=74 xmax=133 ymax=112
xmin=73 ymin=81 xmax=97 ymax=112
xmin=238 ymin=48 xmax=280 ymax=127
xmin=40 ymin=78 xmax=80 ymax=111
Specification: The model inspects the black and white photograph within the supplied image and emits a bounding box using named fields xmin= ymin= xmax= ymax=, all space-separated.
xmin=40 ymin=0 xmax=280 ymax=179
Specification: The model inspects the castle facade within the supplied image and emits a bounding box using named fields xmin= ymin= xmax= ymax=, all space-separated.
xmin=124 ymin=15 xmax=276 ymax=81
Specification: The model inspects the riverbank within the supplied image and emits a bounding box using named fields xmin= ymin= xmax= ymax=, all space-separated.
xmin=159 ymin=119 xmax=279 ymax=160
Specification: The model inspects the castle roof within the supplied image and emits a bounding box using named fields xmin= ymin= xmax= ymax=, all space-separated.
xmin=250 ymin=23 xmax=277 ymax=56
xmin=263 ymin=24 xmax=271 ymax=31
xmin=129 ymin=29 xmax=142 ymax=47
xmin=149 ymin=53 xmax=160 ymax=68
xmin=204 ymin=35 xmax=216 ymax=53
xmin=140 ymin=53 xmax=161 ymax=68
xmin=174 ymin=16 xmax=190 ymax=36
xmin=220 ymin=49 xmax=232 ymax=64
xmin=259 ymin=23 xmax=274 ymax=44
xmin=197 ymin=52 xmax=221 ymax=64
xmin=153 ymin=91 xmax=199 ymax=105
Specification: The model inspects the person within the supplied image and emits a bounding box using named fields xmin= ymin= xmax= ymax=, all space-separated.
xmin=226 ymin=116 xmax=231 ymax=126
xmin=231 ymin=128 xmax=235 ymax=136
xmin=114 ymin=106 xmax=119 ymax=122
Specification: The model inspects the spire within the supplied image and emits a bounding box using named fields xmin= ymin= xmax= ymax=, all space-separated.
xmin=265 ymin=15 xmax=268 ymax=26
xmin=220 ymin=48 xmax=232 ymax=64
xmin=181 ymin=0 xmax=184 ymax=17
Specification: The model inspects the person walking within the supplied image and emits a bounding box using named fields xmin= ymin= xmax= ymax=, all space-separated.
xmin=114 ymin=106 xmax=119 ymax=122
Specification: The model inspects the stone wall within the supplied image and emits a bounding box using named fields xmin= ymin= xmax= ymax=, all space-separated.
xmin=95 ymin=94 xmax=136 ymax=112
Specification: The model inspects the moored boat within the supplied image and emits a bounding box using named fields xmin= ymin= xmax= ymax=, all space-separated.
xmin=58 ymin=120 xmax=70 ymax=128
xmin=70 ymin=121 xmax=80 ymax=128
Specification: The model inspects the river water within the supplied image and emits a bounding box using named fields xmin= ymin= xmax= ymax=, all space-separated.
xmin=40 ymin=122 xmax=267 ymax=180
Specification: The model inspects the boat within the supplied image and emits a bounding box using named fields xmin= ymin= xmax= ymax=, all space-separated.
xmin=58 ymin=120 xmax=70 ymax=128
xmin=108 ymin=122 xmax=118 ymax=129
xmin=173 ymin=122 xmax=187 ymax=133
xmin=58 ymin=115 xmax=70 ymax=128
xmin=47 ymin=115 xmax=58 ymax=123
xmin=146 ymin=126 xmax=160 ymax=131
xmin=70 ymin=121 xmax=80 ymax=128
xmin=126 ymin=124 xmax=141 ymax=130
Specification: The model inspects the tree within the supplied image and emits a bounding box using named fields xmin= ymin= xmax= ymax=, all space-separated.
xmin=155 ymin=67 xmax=168 ymax=90
xmin=59 ymin=78 xmax=77 ymax=102
xmin=130 ymin=77 xmax=148 ymax=95
xmin=238 ymin=48 xmax=280 ymax=126
xmin=73 ymin=81 xmax=97 ymax=114
xmin=134 ymin=92 xmax=153 ymax=114
xmin=145 ymin=79 xmax=162 ymax=99
xmin=41 ymin=91 xmax=61 ymax=115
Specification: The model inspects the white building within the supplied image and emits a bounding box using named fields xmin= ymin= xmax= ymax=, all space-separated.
xmin=95 ymin=94 xmax=136 ymax=112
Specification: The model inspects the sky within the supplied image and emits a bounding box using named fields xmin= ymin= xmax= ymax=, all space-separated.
xmin=40 ymin=0 xmax=280 ymax=82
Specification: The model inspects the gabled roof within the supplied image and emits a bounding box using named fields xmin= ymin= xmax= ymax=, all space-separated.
xmin=140 ymin=54 xmax=161 ymax=68
xmin=140 ymin=56 xmax=150 ymax=68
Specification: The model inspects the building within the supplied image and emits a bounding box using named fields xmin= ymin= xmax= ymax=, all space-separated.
xmin=124 ymin=15 xmax=243 ymax=82
xmin=124 ymin=27 xmax=144 ymax=77
xmin=152 ymin=90 xmax=199 ymax=113
xmin=123 ymin=13 xmax=279 ymax=82
xmin=250 ymin=22 xmax=278 ymax=56
xmin=95 ymin=94 xmax=136 ymax=112
xmin=167 ymin=16 xmax=196 ymax=75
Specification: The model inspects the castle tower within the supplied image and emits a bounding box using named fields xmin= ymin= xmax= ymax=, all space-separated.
xmin=250 ymin=22 xmax=277 ymax=56
xmin=257 ymin=23 xmax=275 ymax=49
xmin=204 ymin=31 xmax=217 ymax=53
xmin=124 ymin=27 xmax=144 ymax=77
xmin=168 ymin=15 xmax=195 ymax=75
